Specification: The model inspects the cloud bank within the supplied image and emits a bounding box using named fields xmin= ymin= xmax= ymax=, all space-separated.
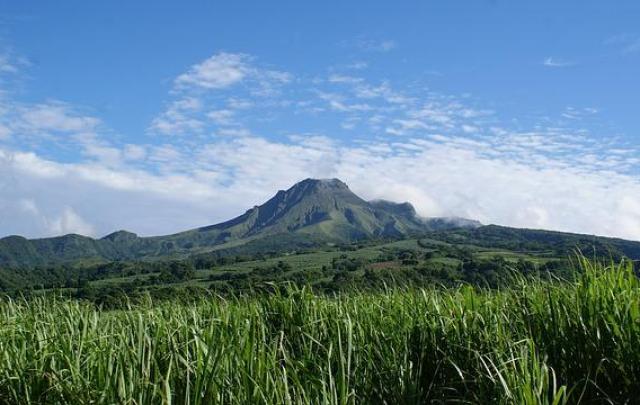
xmin=1 ymin=50 xmax=639 ymax=241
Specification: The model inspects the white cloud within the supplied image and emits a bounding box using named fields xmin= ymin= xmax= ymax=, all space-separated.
xmin=149 ymin=97 xmax=204 ymax=135
xmin=353 ymin=81 xmax=412 ymax=104
xmin=18 ymin=102 xmax=100 ymax=133
xmin=328 ymin=74 xmax=364 ymax=84
xmin=207 ymin=109 xmax=235 ymax=125
xmin=382 ymin=101 xmax=492 ymax=135
xmin=543 ymin=57 xmax=575 ymax=68
xmin=175 ymin=52 xmax=250 ymax=90
xmin=251 ymin=69 xmax=292 ymax=97
xmin=123 ymin=144 xmax=147 ymax=161
xmin=561 ymin=106 xmax=599 ymax=120
xmin=0 ymin=100 xmax=107 ymax=155
xmin=227 ymin=98 xmax=253 ymax=110
xmin=2 ymin=128 xmax=640 ymax=240
xmin=0 ymin=50 xmax=29 ymax=76
xmin=1 ymin=49 xmax=639 ymax=244
xmin=462 ymin=124 xmax=478 ymax=134
xmin=0 ymin=123 xmax=10 ymax=139
xmin=0 ymin=196 xmax=94 ymax=237
xmin=317 ymin=92 xmax=374 ymax=112
xmin=386 ymin=119 xmax=433 ymax=135
xmin=81 ymin=142 xmax=122 ymax=166
xmin=174 ymin=52 xmax=291 ymax=93
xmin=0 ymin=55 xmax=19 ymax=74
xmin=48 ymin=206 xmax=95 ymax=236
xmin=150 ymin=52 xmax=291 ymax=136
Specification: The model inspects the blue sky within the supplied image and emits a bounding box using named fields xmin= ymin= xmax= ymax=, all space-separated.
xmin=0 ymin=0 xmax=639 ymax=240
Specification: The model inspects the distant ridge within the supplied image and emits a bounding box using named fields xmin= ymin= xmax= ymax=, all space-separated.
xmin=0 ymin=178 xmax=479 ymax=268
xmin=2 ymin=178 xmax=638 ymax=269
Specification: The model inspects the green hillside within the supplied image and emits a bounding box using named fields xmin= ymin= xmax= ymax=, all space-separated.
xmin=0 ymin=178 xmax=474 ymax=268
xmin=2 ymin=178 xmax=639 ymax=273
xmin=1 ymin=179 xmax=640 ymax=296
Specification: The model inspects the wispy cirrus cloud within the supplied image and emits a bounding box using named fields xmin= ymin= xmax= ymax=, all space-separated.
xmin=561 ymin=106 xmax=599 ymax=121
xmin=149 ymin=52 xmax=292 ymax=137
xmin=149 ymin=97 xmax=204 ymax=136
xmin=543 ymin=57 xmax=576 ymax=68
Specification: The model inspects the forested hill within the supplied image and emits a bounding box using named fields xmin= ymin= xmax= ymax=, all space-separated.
xmin=0 ymin=178 xmax=478 ymax=268
xmin=1 ymin=179 xmax=638 ymax=270
xmin=427 ymin=224 xmax=640 ymax=260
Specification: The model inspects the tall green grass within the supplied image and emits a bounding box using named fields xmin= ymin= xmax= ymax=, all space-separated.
xmin=0 ymin=258 xmax=639 ymax=404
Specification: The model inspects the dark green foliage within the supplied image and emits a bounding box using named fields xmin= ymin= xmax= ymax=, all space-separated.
xmin=433 ymin=224 xmax=640 ymax=260
xmin=157 ymin=261 xmax=196 ymax=283
xmin=331 ymin=254 xmax=367 ymax=271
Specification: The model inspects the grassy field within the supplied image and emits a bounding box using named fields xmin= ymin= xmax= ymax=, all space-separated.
xmin=91 ymin=239 xmax=422 ymax=288
xmin=1 ymin=258 xmax=639 ymax=404
xmin=90 ymin=238 xmax=560 ymax=290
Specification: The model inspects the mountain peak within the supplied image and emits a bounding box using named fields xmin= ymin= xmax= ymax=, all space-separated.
xmin=369 ymin=200 xmax=417 ymax=218
xmin=277 ymin=178 xmax=354 ymax=202
xmin=101 ymin=230 xmax=138 ymax=242
xmin=293 ymin=178 xmax=349 ymax=190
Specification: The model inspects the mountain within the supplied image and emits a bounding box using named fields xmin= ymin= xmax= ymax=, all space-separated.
xmin=173 ymin=178 xmax=430 ymax=242
xmin=0 ymin=178 xmax=478 ymax=268
xmin=2 ymin=178 xmax=639 ymax=270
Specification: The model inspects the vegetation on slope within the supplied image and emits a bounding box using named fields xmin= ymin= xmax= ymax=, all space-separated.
xmin=0 ymin=179 xmax=452 ymax=268
xmin=1 ymin=179 xmax=638 ymax=279
xmin=4 ymin=237 xmax=579 ymax=306
xmin=0 ymin=258 xmax=639 ymax=404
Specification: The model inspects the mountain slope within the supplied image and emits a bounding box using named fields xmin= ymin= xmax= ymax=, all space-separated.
xmin=3 ymin=178 xmax=638 ymax=269
xmin=431 ymin=225 xmax=640 ymax=260
xmin=0 ymin=179 xmax=474 ymax=268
